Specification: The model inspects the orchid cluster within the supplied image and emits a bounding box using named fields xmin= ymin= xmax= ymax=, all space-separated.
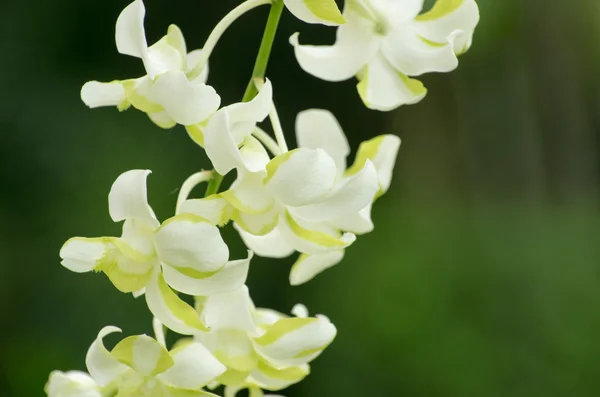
xmin=46 ymin=0 xmax=479 ymax=396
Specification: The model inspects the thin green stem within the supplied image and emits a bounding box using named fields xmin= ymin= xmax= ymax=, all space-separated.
xmin=205 ymin=0 xmax=285 ymax=197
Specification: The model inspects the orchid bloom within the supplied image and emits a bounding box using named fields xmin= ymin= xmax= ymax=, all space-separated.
xmin=60 ymin=170 xmax=251 ymax=335
xmin=232 ymin=109 xmax=400 ymax=285
xmin=58 ymin=325 xmax=225 ymax=397
xmin=283 ymin=0 xmax=346 ymax=26
xmin=291 ymin=0 xmax=480 ymax=110
xmin=81 ymin=0 xmax=220 ymax=128
xmin=193 ymin=287 xmax=336 ymax=392
xmin=45 ymin=371 xmax=105 ymax=397
xmin=199 ymin=80 xmax=273 ymax=175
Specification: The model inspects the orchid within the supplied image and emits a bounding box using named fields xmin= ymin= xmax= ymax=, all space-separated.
xmin=49 ymin=0 xmax=480 ymax=395
xmin=45 ymin=371 xmax=104 ymax=397
xmin=80 ymin=0 xmax=220 ymax=128
xmin=291 ymin=0 xmax=480 ymax=110
xmin=226 ymin=109 xmax=400 ymax=284
xmin=193 ymin=287 xmax=336 ymax=393
xmin=48 ymin=325 xmax=226 ymax=397
xmin=59 ymin=169 xmax=251 ymax=335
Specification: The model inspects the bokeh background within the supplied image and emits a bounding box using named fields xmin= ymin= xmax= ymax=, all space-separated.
xmin=2 ymin=0 xmax=600 ymax=395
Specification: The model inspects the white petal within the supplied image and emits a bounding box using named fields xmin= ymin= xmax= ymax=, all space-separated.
xmin=60 ymin=237 xmax=113 ymax=273
xmin=154 ymin=213 xmax=229 ymax=276
xmin=357 ymin=53 xmax=427 ymax=111
xmin=145 ymin=271 xmax=208 ymax=335
xmin=221 ymin=172 xmax=274 ymax=215
xmin=179 ymin=195 xmax=232 ymax=226
xmin=108 ymin=169 xmax=159 ymax=227
xmin=158 ymin=342 xmax=226 ymax=389
xmin=81 ymin=81 xmax=127 ymax=109
xmin=247 ymin=360 xmax=309 ymax=391
xmin=239 ymin=135 xmax=271 ymax=173
xmin=45 ymin=371 xmax=102 ymax=397
xmin=115 ymin=0 xmax=147 ymax=59
xmin=187 ymin=49 xmax=210 ymax=83
xmin=381 ymin=26 xmax=460 ymax=76
xmin=234 ymin=224 xmax=295 ymax=259
xmin=289 ymin=160 xmax=378 ymax=222
xmin=291 ymin=304 xmax=309 ymax=318
xmin=162 ymin=251 xmax=251 ymax=296
xmin=414 ymin=0 xmax=480 ymax=55
xmin=265 ymin=148 xmax=337 ymax=207
xmin=327 ymin=202 xmax=374 ymax=234
xmin=289 ymin=9 xmax=379 ymax=82
xmin=345 ymin=134 xmax=401 ymax=195
xmin=278 ymin=211 xmax=355 ymax=255
xmin=203 ymin=82 xmax=272 ymax=175
xmin=148 ymin=110 xmax=177 ymax=129
xmin=253 ymin=316 xmax=337 ymax=367
xmin=203 ymin=286 xmax=256 ymax=333
xmin=295 ymin=109 xmax=349 ymax=173
xmin=365 ymin=0 xmax=424 ymax=23
xmin=110 ymin=334 xmax=174 ymax=376
xmin=85 ymin=326 xmax=129 ymax=387
xmin=283 ymin=0 xmax=346 ymax=25
xmin=232 ymin=205 xmax=280 ymax=237
xmin=144 ymin=34 xmax=185 ymax=78
xmin=194 ymin=330 xmax=257 ymax=373
xmin=289 ymin=251 xmax=344 ymax=285
xmin=151 ymin=71 xmax=220 ymax=125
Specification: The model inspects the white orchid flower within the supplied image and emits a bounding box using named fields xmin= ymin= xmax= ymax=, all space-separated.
xmin=81 ymin=0 xmax=220 ymax=128
xmin=45 ymin=370 xmax=105 ymax=397
xmin=201 ymin=80 xmax=273 ymax=175
xmin=80 ymin=326 xmax=222 ymax=397
xmin=291 ymin=0 xmax=480 ymax=110
xmin=60 ymin=170 xmax=251 ymax=335
xmin=283 ymin=0 xmax=346 ymax=26
xmin=194 ymin=287 xmax=336 ymax=392
xmin=235 ymin=109 xmax=400 ymax=285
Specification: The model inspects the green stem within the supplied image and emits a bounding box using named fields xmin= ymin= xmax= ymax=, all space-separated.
xmin=205 ymin=0 xmax=285 ymax=197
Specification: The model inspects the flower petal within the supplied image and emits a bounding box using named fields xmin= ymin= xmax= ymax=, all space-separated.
xmin=221 ymin=172 xmax=274 ymax=215
xmin=154 ymin=213 xmax=229 ymax=276
xmin=204 ymin=81 xmax=272 ymax=175
xmin=253 ymin=315 xmax=337 ymax=367
xmin=345 ymin=134 xmax=401 ymax=196
xmin=248 ymin=360 xmax=309 ymax=391
xmin=148 ymin=110 xmax=177 ymax=129
xmin=381 ymin=26 xmax=460 ymax=76
xmin=232 ymin=205 xmax=280 ymax=237
xmin=108 ymin=169 xmax=159 ymax=227
xmin=145 ymin=271 xmax=209 ymax=335
xmin=95 ymin=249 xmax=156 ymax=293
xmin=111 ymin=334 xmax=174 ymax=376
xmin=234 ymin=224 xmax=295 ymax=259
xmin=80 ymin=81 xmax=128 ymax=110
xmin=239 ymin=135 xmax=272 ymax=173
xmin=144 ymin=34 xmax=185 ymax=78
xmin=289 ymin=251 xmax=344 ymax=285
xmin=265 ymin=148 xmax=337 ymax=207
xmin=414 ymin=0 xmax=480 ymax=55
xmin=289 ymin=160 xmax=378 ymax=222
xmin=295 ymin=109 xmax=349 ymax=174
xmin=203 ymin=286 xmax=256 ymax=333
xmin=289 ymin=9 xmax=379 ymax=82
xmin=187 ymin=49 xmax=210 ymax=83
xmin=158 ymin=342 xmax=226 ymax=389
xmin=283 ymin=0 xmax=346 ymax=26
xmin=327 ymin=202 xmax=374 ymax=234
xmin=60 ymin=237 xmax=113 ymax=273
xmin=179 ymin=195 xmax=232 ymax=226
xmin=45 ymin=371 xmax=102 ymax=397
xmin=151 ymin=71 xmax=220 ymax=125
xmin=115 ymin=0 xmax=147 ymax=59
xmin=357 ymin=53 xmax=427 ymax=111
xmin=85 ymin=326 xmax=129 ymax=387
xmin=278 ymin=211 xmax=355 ymax=255
xmin=161 ymin=252 xmax=251 ymax=296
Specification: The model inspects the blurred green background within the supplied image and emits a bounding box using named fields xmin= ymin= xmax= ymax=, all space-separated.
xmin=2 ymin=0 xmax=600 ymax=396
